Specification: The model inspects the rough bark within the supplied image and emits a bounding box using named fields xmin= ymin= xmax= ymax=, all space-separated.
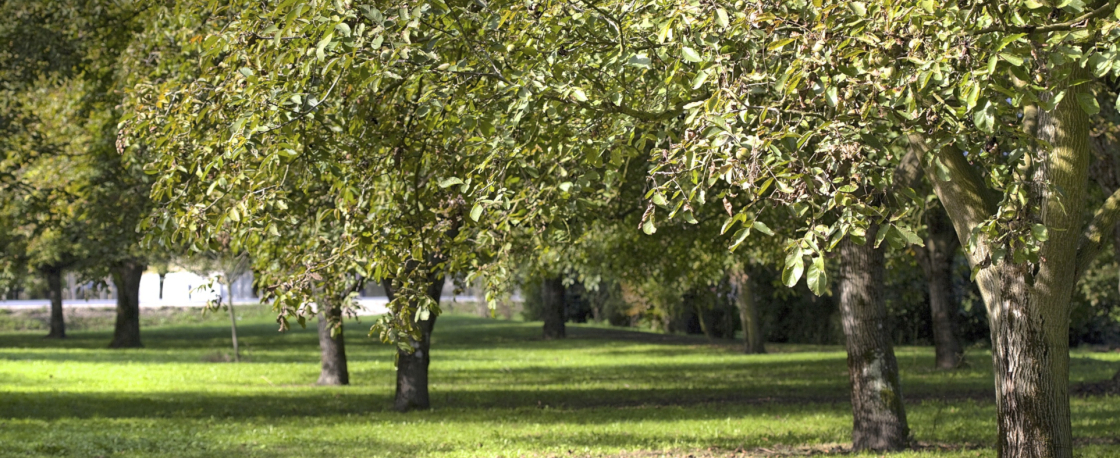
xmin=226 ymin=280 xmax=240 ymax=362
xmin=728 ymin=263 xmax=765 ymax=354
xmin=838 ymin=236 xmax=909 ymax=451
xmin=44 ymin=266 xmax=66 ymax=339
xmin=108 ymin=261 xmax=145 ymax=348
xmin=316 ymin=305 xmax=349 ymax=385
xmin=385 ymin=275 xmax=444 ymax=412
xmin=914 ymin=205 xmax=963 ymax=369
xmin=541 ymin=276 xmax=566 ymax=339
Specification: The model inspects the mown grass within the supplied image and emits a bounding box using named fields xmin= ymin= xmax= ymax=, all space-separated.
xmin=0 ymin=307 xmax=1117 ymax=457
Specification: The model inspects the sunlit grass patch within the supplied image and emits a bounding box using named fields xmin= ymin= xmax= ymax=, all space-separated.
xmin=0 ymin=311 xmax=1117 ymax=457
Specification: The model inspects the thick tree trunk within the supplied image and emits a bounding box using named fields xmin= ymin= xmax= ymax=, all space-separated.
xmin=728 ymin=263 xmax=764 ymax=354
xmin=108 ymin=261 xmax=145 ymax=348
xmin=385 ymin=275 xmax=445 ymax=412
xmin=541 ymin=277 xmax=566 ymax=339
xmin=838 ymin=236 xmax=909 ymax=451
xmin=316 ymin=305 xmax=349 ymax=385
xmin=44 ymin=266 xmax=66 ymax=339
xmin=915 ymin=206 xmax=963 ymax=369
xmin=226 ymin=281 xmax=240 ymax=362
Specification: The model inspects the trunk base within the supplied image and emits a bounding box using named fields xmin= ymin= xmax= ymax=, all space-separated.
xmin=109 ymin=262 xmax=145 ymax=349
xmin=316 ymin=308 xmax=349 ymax=386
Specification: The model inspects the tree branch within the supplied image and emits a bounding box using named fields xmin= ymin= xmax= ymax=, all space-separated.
xmin=542 ymin=91 xmax=710 ymax=122
xmin=1075 ymin=185 xmax=1120 ymax=281
xmin=905 ymin=134 xmax=999 ymax=259
xmin=975 ymin=0 xmax=1118 ymax=35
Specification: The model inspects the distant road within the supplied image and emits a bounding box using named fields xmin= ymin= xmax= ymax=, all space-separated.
xmin=1 ymin=271 xmax=486 ymax=316
xmin=0 ymin=296 xmax=488 ymax=316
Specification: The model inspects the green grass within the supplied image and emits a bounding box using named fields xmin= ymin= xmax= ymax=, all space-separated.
xmin=0 ymin=308 xmax=1117 ymax=457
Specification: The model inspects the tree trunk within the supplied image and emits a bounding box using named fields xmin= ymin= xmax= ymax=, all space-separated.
xmin=541 ymin=276 xmax=566 ymax=339
xmin=158 ymin=273 xmax=166 ymax=300
xmin=385 ymin=276 xmax=444 ymax=412
xmin=728 ymin=263 xmax=764 ymax=354
xmin=913 ymin=66 xmax=1091 ymax=458
xmin=838 ymin=236 xmax=909 ymax=451
xmin=108 ymin=261 xmax=145 ymax=348
xmin=226 ymin=280 xmax=240 ymax=362
xmin=914 ymin=206 xmax=963 ymax=369
xmin=44 ymin=266 xmax=66 ymax=339
xmin=316 ymin=305 xmax=349 ymax=385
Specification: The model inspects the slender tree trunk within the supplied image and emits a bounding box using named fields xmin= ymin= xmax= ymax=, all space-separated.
xmin=915 ymin=206 xmax=963 ymax=369
xmin=226 ymin=280 xmax=240 ymax=362
xmin=541 ymin=276 xmax=566 ymax=339
xmin=728 ymin=263 xmax=764 ymax=354
xmin=108 ymin=261 xmax=145 ymax=348
xmin=838 ymin=236 xmax=909 ymax=451
xmin=158 ymin=273 xmax=166 ymax=300
xmin=385 ymin=275 xmax=444 ymax=412
xmin=44 ymin=266 xmax=65 ymax=339
xmin=316 ymin=305 xmax=349 ymax=385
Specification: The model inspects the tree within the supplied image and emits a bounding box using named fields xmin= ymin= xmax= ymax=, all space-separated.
xmin=595 ymin=3 xmax=1120 ymax=456
xmin=914 ymin=203 xmax=965 ymax=369
xmin=123 ymin=0 xmax=587 ymax=410
xmin=178 ymin=250 xmax=250 ymax=361
xmin=1 ymin=0 xmax=154 ymax=349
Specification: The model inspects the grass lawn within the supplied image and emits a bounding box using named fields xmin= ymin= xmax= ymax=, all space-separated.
xmin=0 ymin=307 xmax=1117 ymax=457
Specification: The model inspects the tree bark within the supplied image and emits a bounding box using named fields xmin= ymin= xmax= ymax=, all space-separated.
xmin=728 ymin=263 xmax=765 ymax=354
xmin=108 ymin=261 xmax=145 ymax=348
xmin=914 ymin=205 xmax=963 ymax=369
xmin=226 ymin=280 xmax=240 ymax=362
xmin=44 ymin=266 xmax=66 ymax=339
xmin=316 ymin=305 xmax=349 ymax=385
xmin=385 ymin=275 xmax=445 ymax=412
xmin=541 ymin=276 xmax=566 ymax=339
xmin=838 ymin=236 xmax=909 ymax=451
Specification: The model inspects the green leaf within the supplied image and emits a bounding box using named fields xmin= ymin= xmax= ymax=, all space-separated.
xmin=438 ymin=177 xmax=464 ymax=188
xmin=894 ymin=225 xmax=925 ymax=247
xmin=753 ymin=221 xmax=774 ymax=236
xmin=999 ymin=52 xmax=1024 ymax=67
xmin=470 ymin=203 xmax=483 ymax=221
xmin=1076 ymin=92 xmax=1100 ymax=116
xmin=806 ymin=256 xmax=827 ymax=295
xmin=1031 ymin=223 xmax=1049 ymax=242
xmin=782 ymin=252 xmax=805 ymax=288
xmin=849 ymin=2 xmax=867 ymax=16
xmin=627 ymin=54 xmax=651 ymax=68
xmin=825 ymin=86 xmax=838 ymax=107
xmin=767 ymin=38 xmax=796 ymax=51
xmin=973 ymin=100 xmax=995 ymax=132
xmin=681 ymin=47 xmax=703 ymax=63
xmin=715 ymin=8 xmax=729 ymax=28
xmin=571 ymin=88 xmax=589 ymax=102
xmin=229 ymin=207 xmax=241 ymax=223
xmin=642 ymin=218 xmax=657 ymax=235
xmin=729 ymin=227 xmax=750 ymax=251
xmin=652 ymin=192 xmax=668 ymax=206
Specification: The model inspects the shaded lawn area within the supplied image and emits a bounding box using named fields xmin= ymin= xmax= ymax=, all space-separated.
xmin=0 ymin=310 xmax=1117 ymax=457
